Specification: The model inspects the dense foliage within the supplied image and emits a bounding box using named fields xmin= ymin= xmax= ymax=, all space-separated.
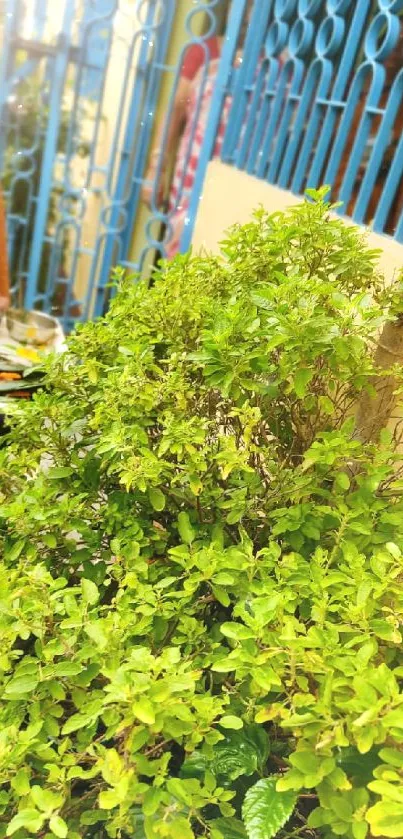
xmin=1 ymin=191 xmax=403 ymax=839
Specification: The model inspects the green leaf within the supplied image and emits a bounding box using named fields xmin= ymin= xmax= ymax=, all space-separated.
xmin=189 ymin=476 xmax=202 ymax=496
xmin=11 ymin=769 xmax=31 ymax=796
xmin=47 ymin=467 xmax=74 ymax=479
xmin=367 ymin=801 xmax=403 ymax=837
xmin=293 ymin=368 xmax=314 ymax=399
xmin=148 ymin=488 xmax=166 ymax=512
xmin=289 ymin=751 xmax=321 ymax=774
xmin=210 ymin=818 xmax=247 ymax=839
xmin=132 ymin=699 xmax=156 ymax=725
xmin=51 ymin=662 xmax=83 ymax=678
xmin=386 ymin=542 xmax=401 ymax=560
xmin=62 ymin=714 xmax=92 ymax=735
xmin=166 ymin=778 xmax=193 ymax=806
xmin=211 ymin=659 xmax=238 ymax=673
xmin=143 ymin=787 xmax=163 ymax=817
xmin=177 ymin=512 xmax=195 ymax=544
xmin=242 ymin=777 xmax=297 ymax=839
xmin=6 ymin=809 xmax=44 ymax=835
xmin=49 ymin=816 xmax=68 ymax=838
xmin=166 ymin=817 xmax=194 ymax=839
xmin=212 ymin=587 xmax=231 ymax=607
xmin=81 ymin=577 xmax=99 ymax=605
xmin=379 ymin=748 xmax=403 ymax=768
xmin=43 ymin=533 xmax=57 ymax=548
xmin=4 ymin=675 xmax=39 ymax=697
xmin=337 ymin=747 xmax=380 ymax=785
xmin=335 ymin=472 xmax=350 ymax=491
xmin=98 ymin=789 xmax=121 ymax=810
xmin=5 ymin=539 xmax=25 ymax=562
xmin=84 ymin=621 xmax=108 ymax=649
xmin=220 ymin=716 xmax=244 ymax=730
xmin=220 ymin=623 xmax=255 ymax=641
xmin=30 ymin=786 xmax=64 ymax=813
xmin=212 ymin=726 xmax=270 ymax=781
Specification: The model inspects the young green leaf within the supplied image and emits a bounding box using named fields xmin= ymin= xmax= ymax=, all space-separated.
xmin=132 ymin=699 xmax=156 ymax=725
xmin=366 ymin=801 xmax=403 ymax=838
xmin=30 ymin=786 xmax=64 ymax=813
xmin=242 ymin=777 xmax=297 ymax=839
xmin=210 ymin=818 xmax=247 ymax=838
xmin=6 ymin=809 xmax=44 ymax=836
xmin=148 ymin=488 xmax=166 ymax=512
xmin=293 ymin=368 xmax=314 ymax=399
xmin=220 ymin=716 xmax=244 ymax=731
xmin=81 ymin=577 xmax=99 ymax=605
xmin=49 ymin=815 xmax=68 ymax=838
xmin=177 ymin=512 xmax=195 ymax=544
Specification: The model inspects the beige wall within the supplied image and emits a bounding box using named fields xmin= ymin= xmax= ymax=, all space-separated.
xmin=193 ymin=161 xmax=403 ymax=285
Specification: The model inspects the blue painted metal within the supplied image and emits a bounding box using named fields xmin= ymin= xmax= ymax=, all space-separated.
xmin=0 ymin=0 xmax=180 ymax=325
xmin=123 ymin=0 xmax=229 ymax=271
xmin=2 ymin=0 xmax=403 ymax=327
xmin=1 ymin=0 xmax=225 ymax=324
xmin=92 ymin=0 xmax=176 ymax=318
xmin=24 ymin=1 xmax=76 ymax=310
xmin=180 ymin=0 xmax=250 ymax=253
xmin=181 ymin=0 xmax=403 ymax=249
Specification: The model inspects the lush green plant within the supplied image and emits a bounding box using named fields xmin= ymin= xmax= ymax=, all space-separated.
xmin=1 ymin=190 xmax=403 ymax=839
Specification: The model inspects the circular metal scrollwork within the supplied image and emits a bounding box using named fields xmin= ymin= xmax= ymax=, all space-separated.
xmin=274 ymin=0 xmax=298 ymax=21
xmin=288 ymin=16 xmax=314 ymax=58
xmin=265 ymin=19 xmax=289 ymax=58
xmin=315 ymin=14 xmax=345 ymax=58
xmin=364 ymin=10 xmax=400 ymax=61
xmin=297 ymin=0 xmax=323 ymax=19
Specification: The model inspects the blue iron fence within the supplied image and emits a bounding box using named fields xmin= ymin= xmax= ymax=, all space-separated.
xmin=1 ymin=0 xmax=403 ymax=326
xmin=0 ymin=0 xmax=179 ymax=327
xmin=181 ymin=0 xmax=403 ymax=251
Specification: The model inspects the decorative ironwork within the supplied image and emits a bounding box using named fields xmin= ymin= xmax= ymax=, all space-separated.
xmin=182 ymin=0 xmax=403 ymax=250
xmin=3 ymin=0 xmax=403 ymax=326
xmin=0 ymin=0 xmax=178 ymax=327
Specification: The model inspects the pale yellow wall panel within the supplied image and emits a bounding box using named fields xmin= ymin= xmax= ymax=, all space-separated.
xmin=193 ymin=160 xmax=403 ymax=286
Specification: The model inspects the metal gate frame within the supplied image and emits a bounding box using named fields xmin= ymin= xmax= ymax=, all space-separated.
xmin=181 ymin=0 xmax=403 ymax=252
xmin=0 ymin=0 xmax=177 ymax=327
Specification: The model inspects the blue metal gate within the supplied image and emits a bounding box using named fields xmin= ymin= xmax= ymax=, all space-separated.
xmin=2 ymin=0 xmax=403 ymax=329
xmin=0 ymin=0 xmax=179 ymax=328
xmin=181 ymin=0 xmax=403 ymax=251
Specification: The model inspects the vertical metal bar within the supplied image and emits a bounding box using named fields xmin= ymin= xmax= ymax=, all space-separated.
xmin=92 ymin=0 xmax=161 ymax=318
xmin=244 ymin=59 xmax=280 ymax=176
xmin=324 ymin=63 xmax=384 ymax=210
xmin=33 ymin=0 xmax=47 ymax=40
xmin=235 ymin=61 xmax=267 ymax=171
xmin=290 ymin=59 xmax=332 ymax=193
xmin=355 ymin=71 xmax=403 ymax=224
xmin=307 ymin=0 xmax=372 ymax=187
xmin=25 ymin=0 xmax=76 ymax=310
xmin=179 ymin=0 xmax=248 ymax=253
xmin=221 ymin=0 xmax=273 ymax=163
xmin=120 ymin=0 xmax=176 ymax=260
xmin=373 ymin=132 xmax=403 ymax=235
xmin=267 ymin=58 xmax=305 ymax=183
xmin=279 ymin=59 xmax=332 ymax=188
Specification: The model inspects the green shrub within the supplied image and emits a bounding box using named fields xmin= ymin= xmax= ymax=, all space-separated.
xmin=0 ymin=190 xmax=403 ymax=839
